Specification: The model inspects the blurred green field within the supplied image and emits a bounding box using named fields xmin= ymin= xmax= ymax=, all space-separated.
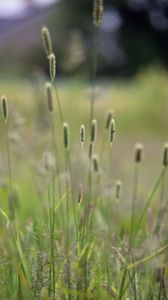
xmin=0 ymin=68 xmax=167 ymax=221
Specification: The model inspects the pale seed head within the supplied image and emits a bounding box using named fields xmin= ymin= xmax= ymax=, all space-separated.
xmin=49 ymin=53 xmax=56 ymax=82
xmin=63 ymin=122 xmax=70 ymax=150
xmin=78 ymin=183 xmax=83 ymax=204
xmin=105 ymin=109 xmax=114 ymax=129
xmin=163 ymin=143 xmax=168 ymax=167
xmin=134 ymin=143 xmax=144 ymax=163
xmin=41 ymin=26 xmax=52 ymax=58
xmin=109 ymin=118 xmax=115 ymax=145
xmin=93 ymin=0 xmax=104 ymax=27
xmin=88 ymin=142 xmax=94 ymax=159
xmin=92 ymin=154 xmax=99 ymax=173
xmin=80 ymin=124 xmax=85 ymax=146
xmin=1 ymin=95 xmax=8 ymax=123
xmin=115 ymin=180 xmax=122 ymax=199
xmin=45 ymin=82 xmax=53 ymax=113
xmin=91 ymin=119 xmax=97 ymax=143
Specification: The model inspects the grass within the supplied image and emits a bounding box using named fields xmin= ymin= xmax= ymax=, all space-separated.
xmin=0 ymin=14 xmax=168 ymax=299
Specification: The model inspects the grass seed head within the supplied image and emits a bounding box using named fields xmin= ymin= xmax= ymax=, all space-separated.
xmin=91 ymin=119 xmax=97 ymax=143
xmin=134 ymin=143 xmax=144 ymax=163
xmin=92 ymin=154 xmax=99 ymax=173
xmin=105 ymin=109 xmax=113 ymax=129
xmin=88 ymin=142 xmax=94 ymax=159
xmin=163 ymin=143 xmax=168 ymax=167
xmin=112 ymin=247 xmax=127 ymax=267
xmin=49 ymin=53 xmax=56 ymax=82
xmin=63 ymin=122 xmax=70 ymax=150
xmin=80 ymin=124 xmax=85 ymax=146
xmin=1 ymin=95 xmax=8 ymax=123
xmin=45 ymin=82 xmax=53 ymax=113
xmin=93 ymin=0 xmax=104 ymax=27
xmin=78 ymin=183 xmax=83 ymax=204
xmin=41 ymin=26 xmax=52 ymax=58
xmin=109 ymin=118 xmax=115 ymax=145
xmin=116 ymin=180 xmax=122 ymax=199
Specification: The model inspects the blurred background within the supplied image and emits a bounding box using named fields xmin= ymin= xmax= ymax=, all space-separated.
xmin=0 ymin=0 xmax=168 ymax=216
xmin=0 ymin=0 xmax=168 ymax=77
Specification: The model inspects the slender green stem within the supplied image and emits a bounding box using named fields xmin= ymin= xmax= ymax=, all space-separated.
xmin=67 ymin=150 xmax=77 ymax=229
xmin=153 ymin=168 xmax=167 ymax=235
xmin=6 ymin=123 xmax=12 ymax=192
xmin=100 ymin=129 xmax=107 ymax=162
xmin=135 ymin=167 xmax=166 ymax=236
xmin=119 ymin=269 xmax=127 ymax=300
xmin=47 ymin=186 xmax=52 ymax=296
xmin=89 ymin=26 xmax=99 ymax=127
xmin=54 ymin=83 xmax=64 ymax=125
xmin=130 ymin=163 xmax=139 ymax=246
xmin=51 ymin=116 xmax=56 ymax=299
xmin=65 ymin=151 xmax=71 ymax=300
xmin=106 ymin=145 xmax=113 ymax=294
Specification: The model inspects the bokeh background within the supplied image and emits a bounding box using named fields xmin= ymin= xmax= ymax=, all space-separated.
xmin=0 ymin=0 xmax=168 ymax=218
xmin=1 ymin=0 xmax=168 ymax=76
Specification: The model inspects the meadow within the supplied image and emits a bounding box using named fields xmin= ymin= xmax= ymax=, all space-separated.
xmin=0 ymin=4 xmax=168 ymax=299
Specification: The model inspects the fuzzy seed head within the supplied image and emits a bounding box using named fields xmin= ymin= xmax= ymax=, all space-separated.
xmin=49 ymin=53 xmax=56 ymax=82
xmin=92 ymin=154 xmax=99 ymax=173
xmin=78 ymin=183 xmax=83 ymax=204
xmin=112 ymin=247 xmax=127 ymax=267
xmin=134 ymin=143 xmax=144 ymax=163
xmin=116 ymin=180 xmax=122 ymax=199
xmin=109 ymin=118 xmax=115 ymax=145
xmin=105 ymin=109 xmax=113 ymax=129
xmin=80 ymin=124 xmax=85 ymax=146
xmin=163 ymin=143 xmax=168 ymax=167
xmin=91 ymin=119 xmax=97 ymax=143
xmin=88 ymin=142 xmax=94 ymax=159
xmin=1 ymin=95 xmax=8 ymax=123
xmin=41 ymin=26 xmax=52 ymax=57
xmin=63 ymin=122 xmax=70 ymax=150
xmin=45 ymin=82 xmax=53 ymax=113
xmin=93 ymin=0 xmax=104 ymax=27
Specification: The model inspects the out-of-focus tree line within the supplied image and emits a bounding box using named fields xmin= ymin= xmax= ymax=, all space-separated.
xmin=1 ymin=0 xmax=168 ymax=77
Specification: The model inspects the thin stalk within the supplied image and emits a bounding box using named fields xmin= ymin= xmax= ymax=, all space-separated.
xmin=76 ymin=201 xmax=83 ymax=300
xmin=54 ymin=83 xmax=64 ymax=125
xmin=6 ymin=123 xmax=12 ymax=192
xmin=118 ymin=269 xmax=127 ymax=300
xmin=51 ymin=116 xmax=56 ymax=299
xmin=153 ymin=168 xmax=167 ymax=235
xmin=67 ymin=150 xmax=77 ymax=229
xmin=65 ymin=151 xmax=71 ymax=300
xmin=81 ymin=159 xmax=92 ymax=300
xmin=130 ymin=163 xmax=139 ymax=247
xmin=135 ymin=167 xmax=166 ymax=237
xmin=100 ymin=129 xmax=107 ymax=162
xmin=84 ymin=159 xmax=92 ymax=239
xmin=52 ymin=114 xmax=62 ymax=198
xmin=47 ymin=186 xmax=52 ymax=296
xmin=89 ymin=26 xmax=99 ymax=127
xmin=106 ymin=145 xmax=113 ymax=294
